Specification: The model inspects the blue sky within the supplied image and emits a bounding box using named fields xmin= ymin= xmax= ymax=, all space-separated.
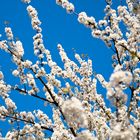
xmin=0 ymin=0 xmax=125 ymax=136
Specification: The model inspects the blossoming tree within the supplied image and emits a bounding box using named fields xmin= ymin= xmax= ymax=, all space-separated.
xmin=0 ymin=0 xmax=140 ymax=139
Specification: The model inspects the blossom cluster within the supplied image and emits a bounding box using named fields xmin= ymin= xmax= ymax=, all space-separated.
xmin=78 ymin=12 xmax=97 ymax=29
xmin=56 ymin=0 xmax=75 ymax=13
xmin=0 ymin=0 xmax=139 ymax=139
xmin=22 ymin=0 xmax=31 ymax=4
xmin=107 ymin=65 xmax=132 ymax=107
xmin=27 ymin=5 xmax=42 ymax=32
xmin=62 ymin=97 xmax=88 ymax=129
xmin=5 ymin=27 xmax=13 ymax=40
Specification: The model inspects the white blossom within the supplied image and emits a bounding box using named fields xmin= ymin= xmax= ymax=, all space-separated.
xmin=5 ymin=27 xmax=13 ymax=40
xmin=5 ymin=98 xmax=17 ymax=110
xmin=56 ymin=0 xmax=74 ymax=13
xmin=0 ymin=0 xmax=139 ymax=139
xmin=12 ymin=70 xmax=19 ymax=76
xmin=75 ymin=130 xmax=96 ymax=140
xmin=62 ymin=97 xmax=88 ymax=128
xmin=22 ymin=0 xmax=31 ymax=4
xmin=15 ymin=40 xmax=24 ymax=57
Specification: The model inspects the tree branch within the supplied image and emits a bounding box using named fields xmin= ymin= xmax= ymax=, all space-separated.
xmin=7 ymin=46 xmax=77 ymax=137
xmin=12 ymin=87 xmax=54 ymax=104
xmin=1 ymin=113 xmax=53 ymax=132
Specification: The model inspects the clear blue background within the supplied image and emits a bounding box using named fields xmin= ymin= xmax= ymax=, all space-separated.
xmin=0 ymin=0 xmax=125 ymax=136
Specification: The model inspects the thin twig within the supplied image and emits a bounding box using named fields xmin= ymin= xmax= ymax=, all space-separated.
xmin=127 ymin=87 xmax=134 ymax=118
xmin=112 ymin=39 xmax=122 ymax=65
xmin=12 ymin=87 xmax=54 ymax=104
xmin=1 ymin=113 xmax=53 ymax=132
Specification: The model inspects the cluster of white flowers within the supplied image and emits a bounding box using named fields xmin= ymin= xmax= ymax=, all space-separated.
xmin=4 ymin=28 xmax=25 ymax=58
xmin=27 ymin=5 xmax=42 ymax=32
xmin=109 ymin=65 xmax=132 ymax=87
xmin=5 ymin=124 xmax=44 ymax=139
xmin=0 ymin=72 xmax=18 ymax=125
xmin=34 ymin=109 xmax=52 ymax=128
xmin=15 ymin=40 xmax=24 ymax=57
xmin=110 ymin=123 xmax=137 ymax=140
xmin=107 ymin=65 xmax=132 ymax=106
xmin=0 ymin=72 xmax=11 ymax=99
xmin=12 ymin=69 xmax=19 ymax=77
xmin=5 ymin=98 xmax=17 ymax=111
xmin=27 ymin=73 xmax=39 ymax=94
xmin=57 ymin=44 xmax=81 ymax=86
xmin=33 ymin=33 xmax=44 ymax=56
xmin=0 ymin=106 xmax=8 ymax=120
xmin=127 ymin=0 xmax=140 ymax=17
xmin=56 ymin=0 xmax=74 ymax=13
xmin=22 ymin=0 xmax=31 ymax=4
xmin=78 ymin=12 xmax=97 ymax=29
xmin=76 ymin=2 xmax=140 ymax=70
xmin=5 ymin=27 xmax=13 ymax=40
xmin=23 ymin=60 xmax=32 ymax=68
xmin=0 ymin=41 xmax=8 ymax=52
xmin=62 ymin=97 xmax=88 ymax=129
xmin=96 ymin=74 xmax=108 ymax=88
xmin=27 ymin=73 xmax=36 ymax=86
xmin=2 ymin=110 xmax=53 ymax=139
xmin=75 ymin=130 xmax=97 ymax=140
xmin=0 ymin=0 xmax=139 ymax=139
xmin=105 ymin=0 xmax=112 ymax=5
xmin=51 ymin=108 xmax=75 ymax=140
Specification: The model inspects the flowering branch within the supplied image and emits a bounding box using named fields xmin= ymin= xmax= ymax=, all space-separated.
xmin=1 ymin=113 xmax=53 ymax=132
xmin=0 ymin=0 xmax=139 ymax=139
